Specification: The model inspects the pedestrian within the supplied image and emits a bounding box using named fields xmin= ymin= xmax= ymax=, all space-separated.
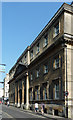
xmin=7 ymin=101 xmax=9 ymax=107
xmin=41 ymin=103 xmax=45 ymax=114
xmin=35 ymin=103 xmax=38 ymax=113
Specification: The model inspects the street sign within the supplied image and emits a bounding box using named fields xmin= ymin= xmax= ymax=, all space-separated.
xmin=65 ymin=91 xmax=69 ymax=97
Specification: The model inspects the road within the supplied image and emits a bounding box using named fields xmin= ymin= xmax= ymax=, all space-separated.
xmin=0 ymin=104 xmax=71 ymax=120
xmin=2 ymin=104 xmax=48 ymax=119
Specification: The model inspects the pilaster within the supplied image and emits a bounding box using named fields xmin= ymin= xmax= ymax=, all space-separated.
xmin=26 ymin=72 xmax=29 ymax=109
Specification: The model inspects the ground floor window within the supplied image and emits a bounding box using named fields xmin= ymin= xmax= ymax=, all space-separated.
xmin=36 ymin=88 xmax=39 ymax=100
xmin=44 ymin=87 xmax=47 ymax=100
xmin=55 ymin=83 xmax=59 ymax=99
xmin=30 ymin=91 xmax=32 ymax=101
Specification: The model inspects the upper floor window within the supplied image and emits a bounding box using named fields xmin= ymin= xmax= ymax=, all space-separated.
xmin=55 ymin=83 xmax=59 ymax=99
xmin=37 ymin=43 xmax=40 ymax=54
xmin=36 ymin=70 xmax=39 ymax=78
xmin=30 ymin=50 xmax=33 ymax=59
xmin=54 ymin=22 xmax=59 ymax=37
xmin=53 ymin=55 xmax=60 ymax=69
xmin=44 ymin=35 xmax=48 ymax=47
xmin=44 ymin=65 xmax=48 ymax=74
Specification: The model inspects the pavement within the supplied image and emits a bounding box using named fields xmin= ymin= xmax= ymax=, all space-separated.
xmin=19 ymin=107 xmax=71 ymax=120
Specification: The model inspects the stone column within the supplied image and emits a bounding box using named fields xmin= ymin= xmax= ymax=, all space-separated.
xmin=15 ymin=83 xmax=17 ymax=106
xmin=17 ymin=82 xmax=20 ymax=107
xmin=38 ymin=85 xmax=40 ymax=100
xmin=21 ymin=80 xmax=24 ymax=108
xmin=26 ymin=72 xmax=29 ymax=109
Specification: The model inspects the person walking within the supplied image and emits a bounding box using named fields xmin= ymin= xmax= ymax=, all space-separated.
xmin=7 ymin=101 xmax=9 ymax=107
xmin=41 ymin=103 xmax=45 ymax=114
xmin=35 ymin=103 xmax=38 ymax=113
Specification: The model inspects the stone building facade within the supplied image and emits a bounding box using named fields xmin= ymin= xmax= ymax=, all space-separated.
xmin=9 ymin=3 xmax=73 ymax=119
xmin=4 ymin=73 xmax=9 ymax=100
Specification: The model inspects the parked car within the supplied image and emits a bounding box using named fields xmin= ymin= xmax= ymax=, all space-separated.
xmin=0 ymin=101 xmax=2 ymax=104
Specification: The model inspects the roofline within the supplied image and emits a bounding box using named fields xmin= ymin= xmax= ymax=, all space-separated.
xmin=29 ymin=3 xmax=72 ymax=49
xmin=17 ymin=46 xmax=30 ymax=63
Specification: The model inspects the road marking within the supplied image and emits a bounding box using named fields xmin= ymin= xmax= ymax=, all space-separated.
xmin=2 ymin=111 xmax=13 ymax=118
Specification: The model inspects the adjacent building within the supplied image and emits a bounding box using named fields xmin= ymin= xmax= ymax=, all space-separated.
xmin=9 ymin=3 xmax=73 ymax=119
xmin=0 ymin=88 xmax=3 ymax=98
xmin=4 ymin=73 xmax=9 ymax=101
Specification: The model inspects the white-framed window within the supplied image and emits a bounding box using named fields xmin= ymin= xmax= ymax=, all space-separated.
xmin=54 ymin=22 xmax=59 ymax=37
xmin=44 ymin=35 xmax=48 ymax=47
xmin=44 ymin=65 xmax=48 ymax=74
xmin=37 ymin=43 xmax=40 ymax=53
xmin=55 ymin=83 xmax=59 ymax=99
xmin=30 ymin=50 xmax=33 ymax=59
xmin=36 ymin=70 xmax=39 ymax=78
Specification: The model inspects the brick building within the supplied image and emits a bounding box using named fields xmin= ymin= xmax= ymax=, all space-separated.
xmin=9 ymin=3 xmax=73 ymax=119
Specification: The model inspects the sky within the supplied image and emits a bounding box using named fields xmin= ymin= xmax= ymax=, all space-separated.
xmin=1 ymin=2 xmax=71 ymax=87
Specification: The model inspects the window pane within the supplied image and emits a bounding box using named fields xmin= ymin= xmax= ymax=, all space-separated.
xmin=55 ymin=83 xmax=59 ymax=99
xmin=55 ymin=23 xmax=59 ymax=36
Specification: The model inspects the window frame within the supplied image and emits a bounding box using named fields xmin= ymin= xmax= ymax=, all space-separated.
xmin=55 ymin=83 xmax=59 ymax=99
xmin=30 ymin=50 xmax=33 ymax=59
xmin=36 ymin=88 xmax=39 ymax=100
xmin=53 ymin=55 xmax=60 ymax=69
xmin=54 ymin=22 xmax=59 ymax=37
xmin=44 ymin=35 xmax=48 ymax=47
xmin=44 ymin=64 xmax=48 ymax=74
xmin=36 ymin=69 xmax=39 ymax=78
xmin=36 ymin=43 xmax=40 ymax=54
xmin=44 ymin=87 xmax=47 ymax=100
xmin=30 ymin=91 xmax=32 ymax=101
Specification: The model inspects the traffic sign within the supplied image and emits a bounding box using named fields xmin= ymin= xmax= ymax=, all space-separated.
xmin=65 ymin=91 xmax=69 ymax=97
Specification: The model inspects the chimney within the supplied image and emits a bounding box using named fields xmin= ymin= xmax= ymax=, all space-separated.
xmin=71 ymin=1 xmax=73 ymax=6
